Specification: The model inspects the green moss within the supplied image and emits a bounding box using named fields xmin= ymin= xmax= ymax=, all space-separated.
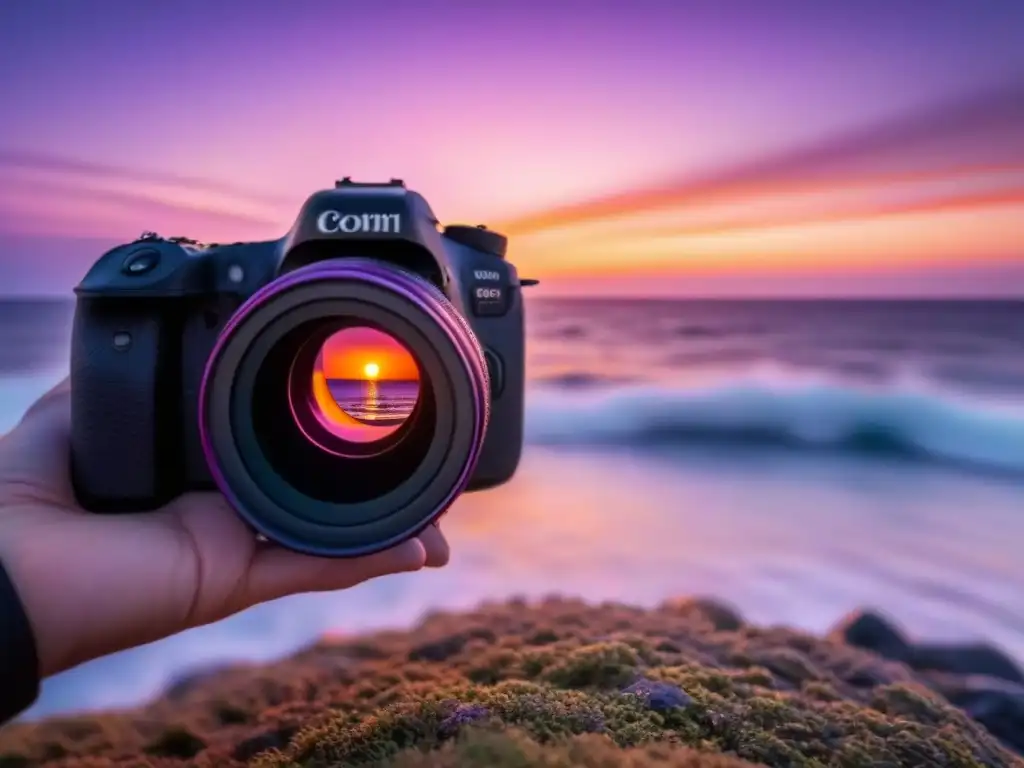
xmin=0 ymin=598 xmax=1019 ymax=767
xmin=254 ymin=669 xmax=1010 ymax=767
xmin=378 ymin=728 xmax=761 ymax=768
xmin=540 ymin=642 xmax=643 ymax=689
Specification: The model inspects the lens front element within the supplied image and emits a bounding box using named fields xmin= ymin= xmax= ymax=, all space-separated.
xmin=198 ymin=259 xmax=490 ymax=558
xmin=310 ymin=327 xmax=421 ymax=445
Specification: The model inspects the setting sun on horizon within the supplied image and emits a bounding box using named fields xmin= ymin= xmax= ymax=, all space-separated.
xmin=317 ymin=328 xmax=419 ymax=382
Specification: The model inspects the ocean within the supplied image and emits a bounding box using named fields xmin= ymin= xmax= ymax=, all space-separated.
xmin=327 ymin=379 xmax=420 ymax=423
xmin=1 ymin=297 xmax=1022 ymax=719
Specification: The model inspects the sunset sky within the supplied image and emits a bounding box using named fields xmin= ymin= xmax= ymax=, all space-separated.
xmin=317 ymin=328 xmax=420 ymax=382
xmin=0 ymin=0 xmax=1022 ymax=297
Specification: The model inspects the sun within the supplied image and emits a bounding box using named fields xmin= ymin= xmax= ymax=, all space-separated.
xmin=363 ymin=361 xmax=380 ymax=380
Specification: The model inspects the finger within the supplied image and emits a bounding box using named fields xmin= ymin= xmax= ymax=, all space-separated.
xmin=0 ymin=380 xmax=73 ymax=500
xmin=418 ymin=523 xmax=450 ymax=568
xmin=19 ymin=377 xmax=71 ymax=424
xmin=241 ymin=537 xmax=427 ymax=606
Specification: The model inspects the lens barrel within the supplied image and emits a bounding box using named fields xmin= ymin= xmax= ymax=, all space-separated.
xmin=198 ymin=259 xmax=489 ymax=557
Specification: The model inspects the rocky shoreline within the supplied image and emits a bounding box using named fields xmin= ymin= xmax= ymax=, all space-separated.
xmin=1 ymin=596 xmax=1022 ymax=766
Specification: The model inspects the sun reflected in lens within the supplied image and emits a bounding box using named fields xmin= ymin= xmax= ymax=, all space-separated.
xmin=311 ymin=327 xmax=420 ymax=443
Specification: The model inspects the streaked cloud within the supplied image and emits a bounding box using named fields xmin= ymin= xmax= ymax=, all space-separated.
xmin=499 ymin=81 xmax=1024 ymax=236
xmin=0 ymin=150 xmax=294 ymax=241
xmin=0 ymin=150 xmax=288 ymax=207
xmin=484 ymin=81 xmax=1024 ymax=294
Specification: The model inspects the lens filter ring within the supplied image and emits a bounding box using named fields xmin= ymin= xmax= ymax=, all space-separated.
xmin=198 ymin=258 xmax=490 ymax=557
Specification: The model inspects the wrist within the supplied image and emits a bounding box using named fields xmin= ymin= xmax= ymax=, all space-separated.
xmin=0 ymin=513 xmax=65 ymax=678
xmin=0 ymin=550 xmax=41 ymax=720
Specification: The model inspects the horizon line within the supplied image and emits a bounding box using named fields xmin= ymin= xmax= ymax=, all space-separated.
xmin=0 ymin=293 xmax=1020 ymax=303
xmin=326 ymin=377 xmax=420 ymax=382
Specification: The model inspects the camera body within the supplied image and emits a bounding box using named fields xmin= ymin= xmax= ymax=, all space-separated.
xmin=71 ymin=178 xmax=527 ymax=513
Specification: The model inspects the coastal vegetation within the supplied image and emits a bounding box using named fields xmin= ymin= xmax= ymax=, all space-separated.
xmin=0 ymin=596 xmax=1020 ymax=767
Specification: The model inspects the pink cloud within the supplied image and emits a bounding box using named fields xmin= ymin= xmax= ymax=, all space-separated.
xmin=499 ymin=80 xmax=1024 ymax=235
xmin=0 ymin=150 xmax=290 ymax=207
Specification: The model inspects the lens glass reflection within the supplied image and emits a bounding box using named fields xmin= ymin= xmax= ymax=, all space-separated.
xmin=311 ymin=326 xmax=421 ymax=443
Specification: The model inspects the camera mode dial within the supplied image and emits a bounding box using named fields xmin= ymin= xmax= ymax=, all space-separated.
xmin=335 ymin=177 xmax=406 ymax=188
xmin=444 ymin=224 xmax=507 ymax=259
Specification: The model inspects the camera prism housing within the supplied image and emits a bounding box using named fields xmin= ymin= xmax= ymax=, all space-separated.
xmin=70 ymin=178 xmax=530 ymax=557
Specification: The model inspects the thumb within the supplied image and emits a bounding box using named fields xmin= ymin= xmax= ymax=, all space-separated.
xmin=239 ymin=537 xmax=427 ymax=607
xmin=0 ymin=378 xmax=73 ymax=501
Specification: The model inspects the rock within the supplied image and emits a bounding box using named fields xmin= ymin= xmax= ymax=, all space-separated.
xmin=662 ymin=597 xmax=744 ymax=631
xmin=828 ymin=610 xmax=910 ymax=662
xmin=908 ymin=643 xmax=1024 ymax=684
xmin=437 ymin=704 xmax=490 ymax=738
xmin=927 ymin=674 xmax=1024 ymax=754
xmin=622 ymin=678 xmax=695 ymax=711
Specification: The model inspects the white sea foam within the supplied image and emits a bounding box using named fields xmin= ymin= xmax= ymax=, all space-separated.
xmin=525 ymin=375 xmax=1024 ymax=476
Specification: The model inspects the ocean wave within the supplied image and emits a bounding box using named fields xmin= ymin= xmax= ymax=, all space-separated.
xmin=524 ymin=377 xmax=1024 ymax=477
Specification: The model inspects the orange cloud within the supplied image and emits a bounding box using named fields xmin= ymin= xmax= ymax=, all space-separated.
xmin=515 ymin=200 xmax=1024 ymax=278
xmin=491 ymin=81 xmax=1024 ymax=292
xmin=498 ymin=81 xmax=1024 ymax=237
xmin=4 ymin=81 xmax=1022 ymax=297
xmin=593 ymin=168 xmax=1024 ymax=243
xmin=487 ymin=83 xmax=1024 ymax=292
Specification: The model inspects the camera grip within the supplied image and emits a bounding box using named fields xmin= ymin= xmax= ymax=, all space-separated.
xmin=70 ymin=302 xmax=181 ymax=511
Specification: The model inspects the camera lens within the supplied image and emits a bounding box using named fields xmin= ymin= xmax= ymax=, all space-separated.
xmin=303 ymin=326 xmax=421 ymax=448
xmin=198 ymin=259 xmax=489 ymax=557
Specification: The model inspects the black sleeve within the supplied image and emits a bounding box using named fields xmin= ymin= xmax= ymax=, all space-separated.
xmin=0 ymin=557 xmax=41 ymax=724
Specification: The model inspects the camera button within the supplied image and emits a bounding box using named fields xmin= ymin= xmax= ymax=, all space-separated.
xmin=121 ymin=249 xmax=160 ymax=276
xmin=483 ymin=349 xmax=504 ymax=397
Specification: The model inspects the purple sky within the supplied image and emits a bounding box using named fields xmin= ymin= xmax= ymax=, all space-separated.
xmin=1 ymin=0 xmax=1022 ymax=296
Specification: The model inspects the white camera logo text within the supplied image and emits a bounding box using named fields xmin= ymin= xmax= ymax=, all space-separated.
xmin=316 ymin=211 xmax=401 ymax=234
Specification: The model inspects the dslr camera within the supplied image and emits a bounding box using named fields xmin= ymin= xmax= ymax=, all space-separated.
xmin=70 ymin=178 xmax=533 ymax=556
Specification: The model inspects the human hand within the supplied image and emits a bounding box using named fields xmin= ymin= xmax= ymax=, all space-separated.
xmin=0 ymin=378 xmax=450 ymax=678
